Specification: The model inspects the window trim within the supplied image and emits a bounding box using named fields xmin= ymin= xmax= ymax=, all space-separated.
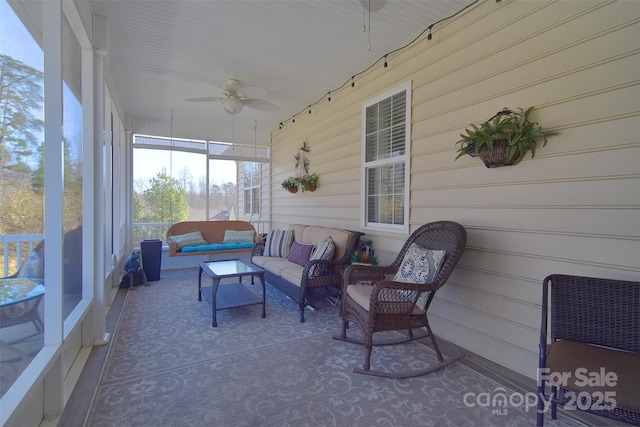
xmin=360 ymin=80 xmax=411 ymax=234
xmin=243 ymin=161 xmax=261 ymax=215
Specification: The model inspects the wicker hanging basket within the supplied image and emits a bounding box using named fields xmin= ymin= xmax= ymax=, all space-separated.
xmin=475 ymin=139 xmax=521 ymax=168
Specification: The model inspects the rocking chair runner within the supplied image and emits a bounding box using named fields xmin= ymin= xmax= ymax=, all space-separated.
xmin=333 ymin=221 xmax=467 ymax=378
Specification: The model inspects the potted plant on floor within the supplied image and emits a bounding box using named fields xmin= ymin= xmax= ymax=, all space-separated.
xmin=281 ymin=177 xmax=299 ymax=193
xmin=455 ymin=106 xmax=554 ymax=168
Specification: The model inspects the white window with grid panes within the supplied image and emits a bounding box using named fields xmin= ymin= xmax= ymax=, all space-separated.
xmin=361 ymin=81 xmax=411 ymax=234
xmin=243 ymin=162 xmax=260 ymax=215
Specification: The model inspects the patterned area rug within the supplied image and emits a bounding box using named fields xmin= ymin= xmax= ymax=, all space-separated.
xmin=85 ymin=268 xmax=584 ymax=427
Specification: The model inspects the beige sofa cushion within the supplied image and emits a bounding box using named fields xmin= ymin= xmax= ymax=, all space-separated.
xmin=252 ymin=256 xmax=304 ymax=287
xmin=289 ymin=224 xmax=351 ymax=260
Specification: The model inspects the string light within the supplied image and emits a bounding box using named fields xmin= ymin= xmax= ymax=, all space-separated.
xmin=277 ymin=0 xmax=480 ymax=129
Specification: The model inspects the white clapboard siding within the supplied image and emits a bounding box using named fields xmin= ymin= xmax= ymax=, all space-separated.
xmin=270 ymin=0 xmax=640 ymax=379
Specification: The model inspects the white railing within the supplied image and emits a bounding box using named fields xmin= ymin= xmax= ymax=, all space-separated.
xmin=0 ymin=234 xmax=44 ymax=277
xmin=3 ymin=220 xmax=271 ymax=276
xmin=133 ymin=222 xmax=172 ymax=247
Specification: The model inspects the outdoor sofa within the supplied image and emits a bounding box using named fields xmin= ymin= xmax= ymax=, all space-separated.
xmin=252 ymin=224 xmax=363 ymax=322
xmin=165 ymin=220 xmax=261 ymax=257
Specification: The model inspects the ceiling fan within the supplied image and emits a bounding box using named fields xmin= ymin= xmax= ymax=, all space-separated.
xmin=184 ymin=78 xmax=279 ymax=115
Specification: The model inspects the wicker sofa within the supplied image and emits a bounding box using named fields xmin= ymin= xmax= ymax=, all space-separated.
xmin=252 ymin=224 xmax=363 ymax=322
xmin=165 ymin=220 xmax=261 ymax=257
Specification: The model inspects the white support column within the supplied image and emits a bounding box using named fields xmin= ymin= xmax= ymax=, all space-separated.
xmin=43 ymin=0 xmax=64 ymax=419
xmin=81 ymin=44 xmax=96 ymax=347
xmin=93 ymin=47 xmax=109 ymax=346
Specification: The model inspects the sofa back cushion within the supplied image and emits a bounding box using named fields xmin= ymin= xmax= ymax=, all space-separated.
xmin=289 ymin=224 xmax=352 ymax=260
xmin=167 ymin=220 xmax=256 ymax=244
xmin=264 ymin=229 xmax=295 ymax=257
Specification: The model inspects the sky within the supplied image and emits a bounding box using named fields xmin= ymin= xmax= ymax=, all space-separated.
xmin=1 ymin=1 xmax=236 ymax=188
xmin=2 ymin=1 xmax=82 ymax=166
xmin=133 ymin=148 xmax=237 ymax=189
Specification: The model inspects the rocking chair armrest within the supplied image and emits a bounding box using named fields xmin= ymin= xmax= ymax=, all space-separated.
xmin=343 ymin=264 xmax=394 ymax=282
xmin=370 ymin=280 xmax=439 ymax=296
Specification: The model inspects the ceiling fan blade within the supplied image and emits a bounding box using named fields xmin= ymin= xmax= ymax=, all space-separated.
xmin=236 ymin=86 xmax=268 ymax=99
xmin=245 ymin=98 xmax=280 ymax=112
xmin=184 ymin=97 xmax=223 ymax=102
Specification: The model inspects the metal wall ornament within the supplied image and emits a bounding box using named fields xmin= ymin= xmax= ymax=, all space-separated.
xmin=282 ymin=140 xmax=319 ymax=193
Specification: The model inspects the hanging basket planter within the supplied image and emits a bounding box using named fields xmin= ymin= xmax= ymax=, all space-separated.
xmin=475 ymin=139 xmax=522 ymax=168
xmin=281 ymin=177 xmax=300 ymax=193
xmin=455 ymin=107 xmax=555 ymax=168
xmin=299 ymin=173 xmax=319 ymax=192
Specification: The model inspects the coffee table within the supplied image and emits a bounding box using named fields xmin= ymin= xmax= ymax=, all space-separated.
xmin=198 ymin=259 xmax=266 ymax=327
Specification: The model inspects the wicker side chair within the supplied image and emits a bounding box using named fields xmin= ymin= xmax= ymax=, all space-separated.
xmin=537 ymin=274 xmax=640 ymax=426
xmin=333 ymin=221 xmax=467 ymax=378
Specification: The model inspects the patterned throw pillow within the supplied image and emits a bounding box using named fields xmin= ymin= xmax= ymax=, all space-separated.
xmin=394 ymin=243 xmax=445 ymax=285
xmin=287 ymin=241 xmax=315 ymax=266
xmin=168 ymin=231 xmax=208 ymax=250
xmin=264 ymin=229 xmax=294 ymax=258
xmin=222 ymin=230 xmax=255 ymax=243
xmin=308 ymin=236 xmax=335 ymax=276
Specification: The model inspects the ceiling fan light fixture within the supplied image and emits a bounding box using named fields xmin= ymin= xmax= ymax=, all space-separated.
xmin=222 ymin=97 xmax=244 ymax=114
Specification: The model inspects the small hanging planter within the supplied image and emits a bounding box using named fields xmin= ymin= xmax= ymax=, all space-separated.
xmin=281 ymin=177 xmax=299 ymax=193
xmin=298 ymin=172 xmax=319 ymax=192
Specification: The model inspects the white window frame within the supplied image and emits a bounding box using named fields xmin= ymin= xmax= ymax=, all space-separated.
xmin=243 ymin=161 xmax=261 ymax=215
xmin=360 ymin=80 xmax=411 ymax=234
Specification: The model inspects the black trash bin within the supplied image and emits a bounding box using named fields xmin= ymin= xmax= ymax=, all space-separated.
xmin=140 ymin=239 xmax=162 ymax=281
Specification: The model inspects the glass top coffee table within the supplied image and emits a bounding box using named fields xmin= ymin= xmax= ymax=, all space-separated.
xmin=198 ymin=259 xmax=266 ymax=327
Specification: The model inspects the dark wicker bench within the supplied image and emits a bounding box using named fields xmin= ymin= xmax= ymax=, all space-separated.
xmin=537 ymin=274 xmax=640 ymax=426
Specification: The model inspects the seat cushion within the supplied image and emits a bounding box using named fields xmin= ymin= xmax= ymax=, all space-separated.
xmin=261 ymin=258 xmax=299 ymax=277
xmin=546 ymin=339 xmax=640 ymax=413
xmin=280 ymin=266 xmax=304 ymax=287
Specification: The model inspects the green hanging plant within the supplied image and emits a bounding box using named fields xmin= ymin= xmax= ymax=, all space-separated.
xmin=281 ymin=177 xmax=299 ymax=193
xmin=298 ymin=172 xmax=319 ymax=192
xmin=455 ymin=107 xmax=555 ymax=168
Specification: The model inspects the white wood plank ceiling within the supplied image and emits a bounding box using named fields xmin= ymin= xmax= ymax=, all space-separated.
xmin=90 ymin=0 xmax=477 ymax=134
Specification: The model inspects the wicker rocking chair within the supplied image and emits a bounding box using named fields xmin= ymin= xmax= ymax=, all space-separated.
xmin=333 ymin=221 xmax=467 ymax=378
